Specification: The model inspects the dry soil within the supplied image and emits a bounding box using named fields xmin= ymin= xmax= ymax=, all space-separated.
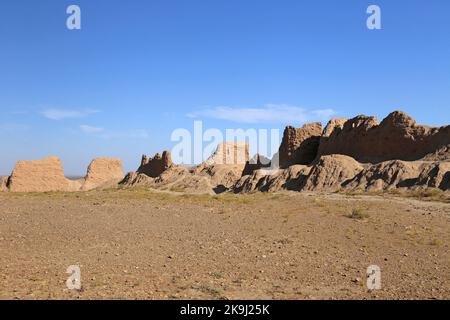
xmin=0 ymin=189 xmax=449 ymax=300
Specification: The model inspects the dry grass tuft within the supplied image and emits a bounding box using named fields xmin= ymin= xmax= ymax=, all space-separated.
xmin=347 ymin=208 xmax=369 ymax=220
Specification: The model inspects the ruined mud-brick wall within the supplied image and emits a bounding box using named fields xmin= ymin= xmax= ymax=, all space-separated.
xmin=317 ymin=111 xmax=450 ymax=163
xmin=6 ymin=156 xmax=73 ymax=192
xmin=205 ymin=142 xmax=250 ymax=165
xmin=4 ymin=156 xmax=124 ymax=192
xmin=242 ymin=154 xmax=272 ymax=176
xmin=82 ymin=158 xmax=124 ymax=191
xmin=278 ymin=123 xmax=323 ymax=168
xmin=138 ymin=151 xmax=173 ymax=178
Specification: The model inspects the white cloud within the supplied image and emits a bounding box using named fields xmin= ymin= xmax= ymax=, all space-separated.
xmin=187 ymin=104 xmax=336 ymax=124
xmin=80 ymin=125 xmax=104 ymax=134
xmin=80 ymin=125 xmax=149 ymax=140
xmin=41 ymin=108 xmax=99 ymax=120
xmin=311 ymin=108 xmax=337 ymax=120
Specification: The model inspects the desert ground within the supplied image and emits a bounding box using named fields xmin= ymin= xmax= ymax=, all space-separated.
xmin=0 ymin=189 xmax=448 ymax=300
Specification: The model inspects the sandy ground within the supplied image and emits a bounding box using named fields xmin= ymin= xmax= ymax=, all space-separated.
xmin=0 ymin=189 xmax=449 ymax=300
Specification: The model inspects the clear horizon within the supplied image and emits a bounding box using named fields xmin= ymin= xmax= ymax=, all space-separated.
xmin=1 ymin=0 xmax=449 ymax=175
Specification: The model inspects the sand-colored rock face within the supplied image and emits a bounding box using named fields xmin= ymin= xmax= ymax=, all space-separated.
xmin=302 ymin=155 xmax=364 ymax=192
xmin=318 ymin=111 xmax=450 ymax=163
xmin=121 ymin=144 xmax=251 ymax=194
xmin=441 ymin=175 xmax=450 ymax=191
xmin=0 ymin=176 xmax=9 ymax=192
xmin=301 ymin=159 xmax=450 ymax=192
xmin=263 ymin=165 xmax=310 ymax=192
xmin=234 ymin=165 xmax=310 ymax=193
xmin=194 ymin=163 xmax=245 ymax=190
xmin=165 ymin=174 xmax=216 ymax=195
xmin=422 ymin=144 xmax=450 ymax=162
xmin=119 ymin=111 xmax=450 ymax=194
xmin=344 ymin=160 xmax=422 ymax=191
xmin=417 ymin=162 xmax=450 ymax=190
xmin=138 ymin=151 xmax=173 ymax=178
xmin=121 ymin=171 xmax=155 ymax=187
xmin=278 ymin=123 xmax=322 ymax=168
xmin=7 ymin=111 xmax=449 ymax=195
xmin=124 ymin=164 xmax=246 ymax=194
xmin=242 ymin=154 xmax=272 ymax=176
xmin=169 ymin=143 xmax=254 ymax=193
xmin=82 ymin=158 xmax=123 ymax=191
xmin=7 ymin=157 xmax=74 ymax=192
xmin=204 ymin=142 xmax=250 ymax=165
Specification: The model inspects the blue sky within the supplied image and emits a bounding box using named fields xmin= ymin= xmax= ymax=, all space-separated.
xmin=1 ymin=0 xmax=449 ymax=175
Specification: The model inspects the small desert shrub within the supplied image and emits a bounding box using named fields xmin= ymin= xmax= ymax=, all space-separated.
xmin=169 ymin=186 xmax=187 ymax=193
xmin=240 ymin=197 xmax=253 ymax=204
xmin=347 ymin=208 xmax=369 ymax=220
xmin=339 ymin=190 xmax=384 ymax=197
xmin=199 ymin=284 xmax=222 ymax=298
xmin=387 ymin=188 xmax=401 ymax=195
xmin=209 ymin=272 xmax=223 ymax=279
xmin=417 ymin=188 xmax=442 ymax=198
xmin=405 ymin=188 xmax=448 ymax=203
xmin=429 ymin=239 xmax=442 ymax=246
xmin=340 ymin=187 xmax=449 ymax=203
